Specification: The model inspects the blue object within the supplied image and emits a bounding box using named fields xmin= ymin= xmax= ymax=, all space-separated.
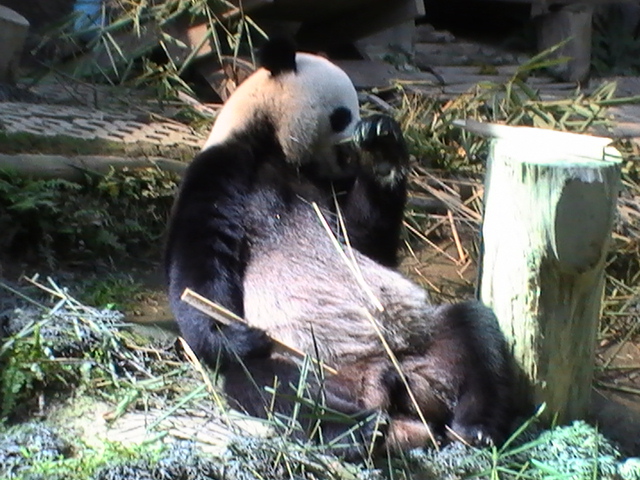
xmin=73 ymin=0 xmax=104 ymax=39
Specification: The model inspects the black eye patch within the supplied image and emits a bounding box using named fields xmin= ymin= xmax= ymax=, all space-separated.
xmin=329 ymin=107 xmax=352 ymax=133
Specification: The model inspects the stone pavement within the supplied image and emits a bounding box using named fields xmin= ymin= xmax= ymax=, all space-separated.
xmin=0 ymin=68 xmax=638 ymax=153
xmin=0 ymin=78 xmax=208 ymax=150
xmin=0 ymin=101 xmax=203 ymax=148
xmin=604 ymin=77 xmax=640 ymax=140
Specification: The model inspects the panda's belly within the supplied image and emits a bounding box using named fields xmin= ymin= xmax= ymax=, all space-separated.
xmin=243 ymin=205 xmax=432 ymax=367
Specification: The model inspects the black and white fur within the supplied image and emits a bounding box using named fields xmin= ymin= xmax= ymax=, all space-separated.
xmin=165 ymin=38 xmax=514 ymax=459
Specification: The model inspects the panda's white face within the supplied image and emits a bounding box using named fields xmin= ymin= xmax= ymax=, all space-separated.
xmin=203 ymin=51 xmax=360 ymax=178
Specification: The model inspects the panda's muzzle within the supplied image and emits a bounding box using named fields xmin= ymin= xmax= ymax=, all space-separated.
xmin=332 ymin=137 xmax=360 ymax=179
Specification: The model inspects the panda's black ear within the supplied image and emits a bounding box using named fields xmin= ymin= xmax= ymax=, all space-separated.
xmin=259 ymin=37 xmax=297 ymax=75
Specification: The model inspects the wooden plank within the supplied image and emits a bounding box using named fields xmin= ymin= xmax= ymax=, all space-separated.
xmin=228 ymin=0 xmax=273 ymax=14
xmin=164 ymin=1 xmax=270 ymax=65
xmin=430 ymin=65 xmax=520 ymax=76
xmin=334 ymin=59 xmax=430 ymax=88
xmin=196 ymin=57 xmax=256 ymax=102
xmin=611 ymin=122 xmax=640 ymax=138
xmin=413 ymin=42 xmax=526 ymax=68
xmin=0 ymin=154 xmax=188 ymax=182
xmin=256 ymin=0 xmax=368 ymax=19
xmin=414 ymin=41 xmax=521 ymax=57
xmin=262 ymin=0 xmax=423 ymax=23
xmin=437 ymin=74 xmax=513 ymax=85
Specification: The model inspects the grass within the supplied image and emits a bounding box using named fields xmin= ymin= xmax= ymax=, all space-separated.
xmin=4 ymin=16 xmax=640 ymax=477
xmin=389 ymin=57 xmax=625 ymax=173
xmin=33 ymin=0 xmax=267 ymax=100
xmin=6 ymin=430 xmax=165 ymax=480
xmin=382 ymin=55 xmax=638 ymax=306
xmin=0 ymin=163 xmax=179 ymax=266
xmin=0 ymin=278 xmax=382 ymax=479
xmin=398 ymin=79 xmax=640 ymax=396
xmin=377 ymin=53 xmax=640 ymax=429
xmin=77 ymin=274 xmax=147 ymax=311
xmin=0 ymin=278 xmax=636 ymax=479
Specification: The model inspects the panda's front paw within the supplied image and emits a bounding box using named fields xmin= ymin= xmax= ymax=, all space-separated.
xmin=353 ymin=114 xmax=409 ymax=187
xmin=225 ymin=322 xmax=274 ymax=359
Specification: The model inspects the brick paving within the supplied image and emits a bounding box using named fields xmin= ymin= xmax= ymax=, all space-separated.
xmin=0 ymin=55 xmax=638 ymax=152
xmin=0 ymin=101 xmax=204 ymax=148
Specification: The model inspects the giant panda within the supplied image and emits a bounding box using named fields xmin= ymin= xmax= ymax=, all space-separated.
xmin=165 ymin=37 xmax=515 ymax=460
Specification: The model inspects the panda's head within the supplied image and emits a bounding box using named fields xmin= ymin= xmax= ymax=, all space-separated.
xmin=204 ymin=38 xmax=360 ymax=178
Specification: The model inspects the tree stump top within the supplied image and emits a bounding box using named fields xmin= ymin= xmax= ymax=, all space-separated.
xmin=0 ymin=5 xmax=29 ymax=27
xmin=454 ymin=119 xmax=621 ymax=167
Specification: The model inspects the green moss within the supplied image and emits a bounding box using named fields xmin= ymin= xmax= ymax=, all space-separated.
xmin=77 ymin=274 xmax=146 ymax=311
xmin=0 ymin=422 xmax=165 ymax=480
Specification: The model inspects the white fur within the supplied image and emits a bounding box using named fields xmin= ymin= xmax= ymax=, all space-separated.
xmin=243 ymin=203 xmax=435 ymax=366
xmin=203 ymin=53 xmax=360 ymax=175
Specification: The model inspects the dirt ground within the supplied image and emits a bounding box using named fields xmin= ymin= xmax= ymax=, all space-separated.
xmin=592 ymin=343 xmax=640 ymax=454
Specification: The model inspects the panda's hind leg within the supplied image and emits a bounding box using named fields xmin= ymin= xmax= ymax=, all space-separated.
xmin=338 ymin=358 xmax=448 ymax=451
xmin=223 ymin=356 xmax=388 ymax=461
xmin=383 ymin=302 xmax=514 ymax=448
xmin=431 ymin=302 xmax=515 ymax=446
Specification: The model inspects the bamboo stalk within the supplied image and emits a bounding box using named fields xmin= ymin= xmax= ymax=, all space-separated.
xmin=180 ymin=288 xmax=338 ymax=376
xmin=447 ymin=210 xmax=467 ymax=264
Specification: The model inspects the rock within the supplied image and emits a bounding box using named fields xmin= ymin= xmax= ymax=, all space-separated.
xmin=0 ymin=5 xmax=29 ymax=83
xmin=414 ymin=24 xmax=456 ymax=44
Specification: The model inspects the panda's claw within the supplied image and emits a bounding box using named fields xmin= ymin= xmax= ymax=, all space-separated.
xmin=352 ymin=114 xmax=409 ymax=187
xmin=353 ymin=115 xmax=406 ymax=154
xmin=449 ymin=423 xmax=496 ymax=448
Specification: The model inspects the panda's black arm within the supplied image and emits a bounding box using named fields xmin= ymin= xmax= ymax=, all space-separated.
xmin=165 ymin=145 xmax=273 ymax=368
xmin=340 ymin=175 xmax=407 ymax=268
xmin=341 ymin=115 xmax=409 ymax=268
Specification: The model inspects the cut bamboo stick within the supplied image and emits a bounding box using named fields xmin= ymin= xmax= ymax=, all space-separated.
xmin=180 ymin=288 xmax=338 ymax=376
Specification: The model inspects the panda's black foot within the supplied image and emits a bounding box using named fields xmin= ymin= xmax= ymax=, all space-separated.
xmin=317 ymin=410 xmax=389 ymax=462
xmin=448 ymin=422 xmax=497 ymax=448
xmin=352 ymin=114 xmax=409 ymax=187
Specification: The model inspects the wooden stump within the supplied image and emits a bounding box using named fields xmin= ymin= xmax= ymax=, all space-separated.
xmin=535 ymin=3 xmax=593 ymax=83
xmin=455 ymin=119 xmax=623 ymax=424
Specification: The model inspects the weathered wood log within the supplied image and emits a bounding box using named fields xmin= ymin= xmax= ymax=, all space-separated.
xmin=455 ymin=119 xmax=623 ymax=424
xmin=0 ymin=153 xmax=187 ymax=182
